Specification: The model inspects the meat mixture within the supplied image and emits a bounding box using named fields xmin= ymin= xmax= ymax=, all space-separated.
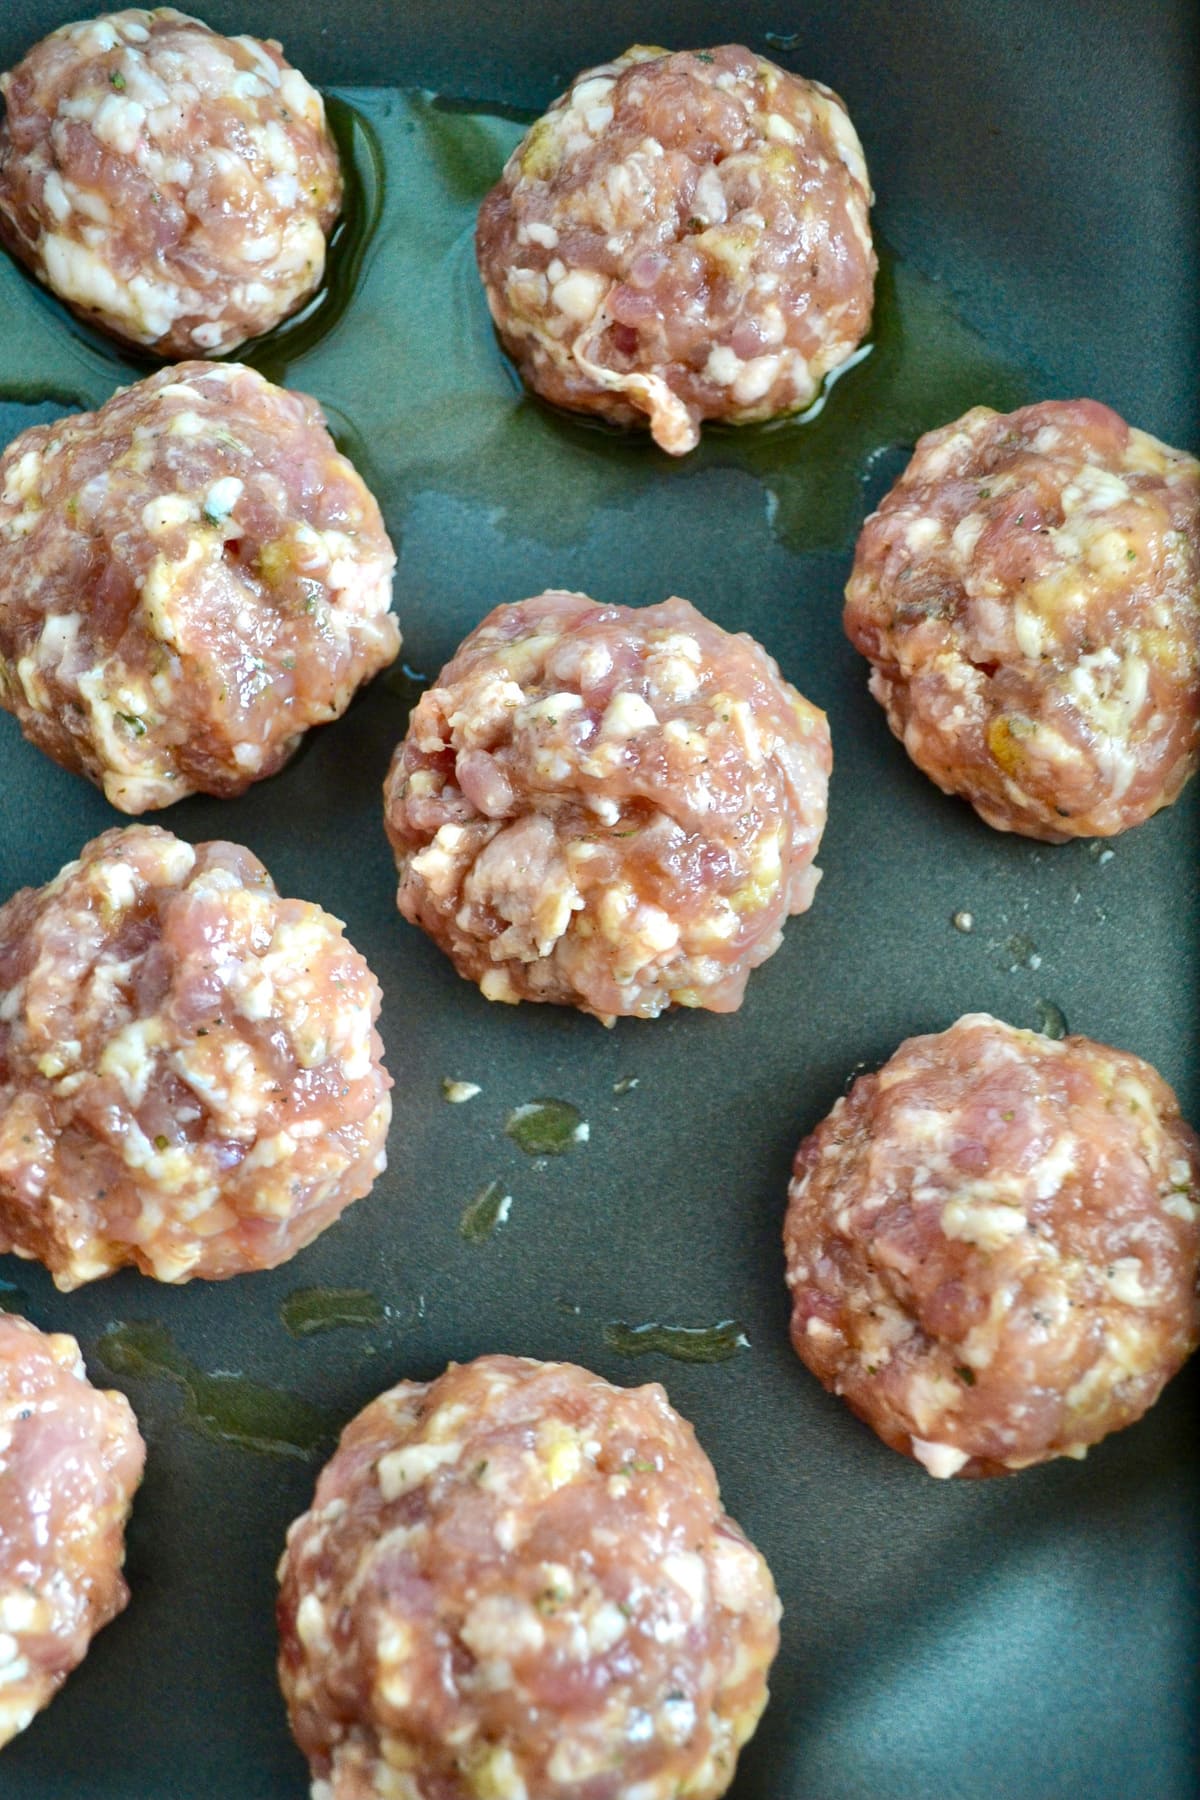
xmin=0 ymin=361 xmax=398 ymax=813
xmin=0 ymin=1312 xmax=144 ymax=1748
xmin=382 ymin=590 xmax=831 ymax=1022
xmin=0 ymin=7 xmax=342 ymax=355
xmin=277 ymin=1354 xmax=780 ymax=1800
xmin=783 ymin=1013 xmax=1200 ymax=1477
xmin=0 ymin=824 xmax=392 ymax=1290
xmin=843 ymin=399 xmax=1200 ymax=839
xmin=476 ymin=44 xmax=875 ymax=454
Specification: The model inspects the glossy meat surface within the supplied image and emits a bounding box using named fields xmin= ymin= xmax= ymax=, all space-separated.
xmin=784 ymin=1013 xmax=1200 ymax=1476
xmin=477 ymin=44 xmax=875 ymax=453
xmin=0 ymin=7 xmax=342 ymax=355
xmin=278 ymin=1354 xmax=780 ymax=1799
xmin=0 ymin=825 xmax=392 ymax=1289
xmin=383 ymin=590 xmax=830 ymax=1021
xmin=0 ymin=361 xmax=398 ymax=813
xmin=844 ymin=400 xmax=1200 ymax=839
xmin=0 ymin=1313 xmax=144 ymax=1747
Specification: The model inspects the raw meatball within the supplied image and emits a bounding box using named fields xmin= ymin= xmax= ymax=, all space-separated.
xmin=843 ymin=400 xmax=1200 ymax=840
xmin=0 ymin=7 xmax=342 ymax=356
xmin=476 ymin=44 xmax=875 ymax=454
xmin=382 ymin=590 xmax=831 ymax=1022
xmin=277 ymin=1354 xmax=780 ymax=1800
xmin=783 ymin=1013 xmax=1200 ymax=1478
xmin=0 ymin=825 xmax=392 ymax=1289
xmin=0 ymin=1312 xmax=144 ymax=1748
xmin=0 ymin=361 xmax=398 ymax=813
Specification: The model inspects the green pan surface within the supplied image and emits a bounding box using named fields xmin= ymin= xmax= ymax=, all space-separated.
xmin=0 ymin=4 xmax=1197 ymax=1796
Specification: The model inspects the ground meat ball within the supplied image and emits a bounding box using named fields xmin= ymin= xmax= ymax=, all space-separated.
xmin=0 ymin=825 xmax=392 ymax=1290
xmin=382 ymin=591 xmax=831 ymax=1022
xmin=0 ymin=361 xmax=398 ymax=813
xmin=476 ymin=44 xmax=875 ymax=455
xmin=783 ymin=1013 xmax=1200 ymax=1478
xmin=0 ymin=7 xmax=342 ymax=356
xmin=278 ymin=1354 xmax=780 ymax=1800
xmin=0 ymin=1312 xmax=144 ymax=1747
xmin=843 ymin=400 xmax=1200 ymax=840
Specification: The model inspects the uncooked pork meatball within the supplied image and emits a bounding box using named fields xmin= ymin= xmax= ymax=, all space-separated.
xmin=843 ymin=400 xmax=1200 ymax=840
xmin=278 ymin=1354 xmax=780 ymax=1800
xmin=0 ymin=825 xmax=392 ymax=1289
xmin=0 ymin=7 xmax=342 ymax=355
xmin=476 ymin=44 xmax=875 ymax=454
xmin=0 ymin=361 xmax=398 ymax=813
xmin=382 ymin=590 xmax=831 ymax=1022
xmin=0 ymin=1312 xmax=144 ymax=1748
xmin=784 ymin=1013 xmax=1200 ymax=1478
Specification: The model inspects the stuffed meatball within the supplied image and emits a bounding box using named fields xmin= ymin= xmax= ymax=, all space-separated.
xmin=0 ymin=1312 xmax=144 ymax=1748
xmin=477 ymin=44 xmax=875 ymax=454
xmin=843 ymin=400 xmax=1200 ymax=839
xmin=783 ymin=1013 xmax=1200 ymax=1477
xmin=0 ymin=825 xmax=392 ymax=1289
xmin=0 ymin=361 xmax=398 ymax=813
xmin=0 ymin=7 xmax=342 ymax=355
xmin=382 ymin=590 xmax=831 ymax=1022
xmin=278 ymin=1354 xmax=781 ymax=1800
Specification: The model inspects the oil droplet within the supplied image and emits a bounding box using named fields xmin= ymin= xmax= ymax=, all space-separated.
xmin=1088 ymin=841 xmax=1116 ymax=865
xmin=505 ymin=1099 xmax=588 ymax=1156
xmin=460 ymin=1179 xmax=513 ymax=1243
xmin=764 ymin=31 xmax=802 ymax=51
xmin=0 ymin=1278 xmax=29 ymax=1315
xmin=1033 ymin=1000 xmax=1069 ymax=1040
xmin=951 ymin=910 xmax=974 ymax=933
xmin=612 ymin=1075 xmax=639 ymax=1096
xmin=603 ymin=1320 xmax=750 ymax=1364
xmin=383 ymin=662 xmax=431 ymax=705
xmin=555 ymin=1297 xmax=582 ymax=1316
xmin=1000 ymin=932 xmax=1039 ymax=972
xmin=280 ymin=1287 xmax=384 ymax=1337
xmin=96 ymin=1322 xmax=330 ymax=1459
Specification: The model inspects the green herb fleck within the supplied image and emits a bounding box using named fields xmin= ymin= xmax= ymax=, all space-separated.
xmin=694 ymin=51 xmax=715 ymax=63
xmin=153 ymin=1134 xmax=169 ymax=1152
xmin=955 ymin=1365 xmax=976 ymax=1386
xmin=117 ymin=712 xmax=146 ymax=736
xmin=620 ymin=1457 xmax=656 ymax=1475
xmin=504 ymin=1098 xmax=587 ymax=1156
xmin=109 ymin=69 xmax=126 ymax=90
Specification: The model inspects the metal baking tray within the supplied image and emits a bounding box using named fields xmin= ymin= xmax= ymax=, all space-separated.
xmin=1 ymin=3 xmax=1196 ymax=1795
